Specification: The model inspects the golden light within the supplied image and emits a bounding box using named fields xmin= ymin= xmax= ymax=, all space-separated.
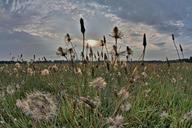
xmin=86 ymin=39 xmax=99 ymax=47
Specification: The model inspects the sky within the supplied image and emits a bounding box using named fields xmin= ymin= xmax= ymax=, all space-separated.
xmin=0 ymin=0 xmax=192 ymax=61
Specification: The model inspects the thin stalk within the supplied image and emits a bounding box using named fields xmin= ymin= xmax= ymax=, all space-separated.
xmin=173 ymin=40 xmax=181 ymax=60
xmin=82 ymin=34 xmax=85 ymax=61
xmin=70 ymin=41 xmax=78 ymax=61
xmin=172 ymin=34 xmax=181 ymax=60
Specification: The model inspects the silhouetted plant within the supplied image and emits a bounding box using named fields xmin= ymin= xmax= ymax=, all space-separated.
xmin=109 ymin=26 xmax=123 ymax=49
xmin=56 ymin=47 xmax=68 ymax=61
xmin=172 ymin=34 xmax=181 ymax=60
xmin=126 ymin=46 xmax=133 ymax=62
xmin=80 ymin=18 xmax=86 ymax=61
xmin=142 ymin=33 xmax=147 ymax=65
xmin=179 ymin=44 xmax=184 ymax=59
xmin=166 ymin=57 xmax=170 ymax=67
xmin=97 ymin=51 xmax=100 ymax=61
xmin=65 ymin=33 xmax=78 ymax=60
xmin=109 ymin=27 xmax=123 ymax=64
xmin=89 ymin=47 xmax=93 ymax=62
xmin=33 ymin=54 xmax=36 ymax=61
xmin=100 ymin=39 xmax=104 ymax=59
xmin=103 ymin=35 xmax=109 ymax=58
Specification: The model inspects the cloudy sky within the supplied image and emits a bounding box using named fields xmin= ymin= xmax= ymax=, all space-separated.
xmin=0 ymin=0 xmax=192 ymax=61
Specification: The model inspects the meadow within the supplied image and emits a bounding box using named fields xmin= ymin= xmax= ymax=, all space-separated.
xmin=0 ymin=62 xmax=192 ymax=128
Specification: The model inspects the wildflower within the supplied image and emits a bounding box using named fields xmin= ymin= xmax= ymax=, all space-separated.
xmin=117 ymin=87 xmax=129 ymax=100
xmin=41 ymin=69 xmax=50 ymax=76
xmin=52 ymin=64 xmax=58 ymax=72
xmin=93 ymin=96 xmax=101 ymax=108
xmin=129 ymin=67 xmax=140 ymax=83
xmin=183 ymin=110 xmax=192 ymax=121
xmin=117 ymin=72 xmax=121 ymax=76
xmin=109 ymin=26 xmax=123 ymax=48
xmin=120 ymin=102 xmax=132 ymax=112
xmin=6 ymin=85 xmax=15 ymax=95
xmin=74 ymin=67 xmax=82 ymax=75
xmin=16 ymin=84 xmax=21 ymax=90
xmin=171 ymin=77 xmax=177 ymax=84
xmin=27 ymin=68 xmax=34 ymax=75
xmin=0 ymin=120 xmax=5 ymax=124
xmin=0 ymin=90 xmax=5 ymax=98
xmin=160 ymin=111 xmax=169 ymax=118
xmin=16 ymin=91 xmax=57 ymax=121
xmin=107 ymin=115 xmax=124 ymax=128
xmin=56 ymin=47 xmax=67 ymax=57
xmin=144 ymin=88 xmax=151 ymax=97
xmin=144 ymin=82 xmax=149 ymax=86
xmin=144 ymin=66 xmax=147 ymax=71
xmin=0 ymin=66 xmax=5 ymax=72
xmin=89 ymin=77 xmax=107 ymax=90
xmin=141 ymin=72 xmax=148 ymax=79
xmin=13 ymin=68 xmax=18 ymax=73
xmin=15 ymin=63 xmax=21 ymax=69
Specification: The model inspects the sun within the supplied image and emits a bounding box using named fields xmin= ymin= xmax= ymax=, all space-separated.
xmin=86 ymin=39 xmax=99 ymax=47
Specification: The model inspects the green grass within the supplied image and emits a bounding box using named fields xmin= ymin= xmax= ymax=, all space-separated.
xmin=0 ymin=63 xmax=192 ymax=128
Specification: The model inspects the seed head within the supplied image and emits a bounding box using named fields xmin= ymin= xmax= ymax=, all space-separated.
xmin=89 ymin=77 xmax=107 ymax=90
xmin=172 ymin=34 xmax=175 ymax=41
xmin=65 ymin=33 xmax=71 ymax=43
xmin=107 ymin=115 xmax=124 ymax=128
xmin=143 ymin=33 xmax=147 ymax=47
xmin=16 ymin=91 xmax=57 ymax=121
xmin=80 ymin=18 xmax=85 ymax=34
xmin=179 ymin=44 xmax=183 ymax=52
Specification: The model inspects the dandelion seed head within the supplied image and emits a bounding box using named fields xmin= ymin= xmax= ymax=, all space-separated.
xmin=15 ymin=63 xmax=21 ymax=69
xmin=107 ymin=115 xmax=124 ymax=128
xmin=160 ymin=111 xmax=169 ymax=118
xmin=52 ymin=64 xmax=58 ymax=72
xmin=171 ymin=77 xmax=177 ymax=84
xmin=6 ymin=85 xmax=15 ymax=95
xmin=13 ymin=68 xmax=18 ymax=73
xmin=120 ymin=102 xmax=132 ymax=112
xmin=41 ymin=69 xmax=50 ymax=76
xmin=89 ymin=77 xmax=107 ymax=90
xmin=16 ymin=91 xmax=57 ymax=121
xmin=118 ymin=87 xmax=129 ymax=99
xmin=27 ymin=68 xmax=34 ymax=75
xmin=183 ymin=110 xmax=192 ymax=121
xmin=141 ymin=72 xmax=148 ymax=78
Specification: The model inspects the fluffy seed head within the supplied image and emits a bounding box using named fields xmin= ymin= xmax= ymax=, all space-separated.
xmin=89 ymin=77 xmax=107 ymax=90
xmin=107 ymin=115 xmax=124 ymax=128
xmin=16 ymin=91 xmax=57 ymax=121
xmin=41 ymin=69 xmax=50 ymax=76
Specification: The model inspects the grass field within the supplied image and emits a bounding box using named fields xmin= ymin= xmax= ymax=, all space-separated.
xmin=0 ymin=62 xmax=192 ymax=128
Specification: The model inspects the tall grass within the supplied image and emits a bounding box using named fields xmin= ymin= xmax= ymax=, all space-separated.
xmin=80 ymin=18 xmax=86 ymax=61
xmin=172 ymin=34 xmax=181 ymax=60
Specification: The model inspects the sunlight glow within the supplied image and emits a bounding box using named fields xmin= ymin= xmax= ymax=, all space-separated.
xmin=86 ymin=39 xmax=99 ymax=47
